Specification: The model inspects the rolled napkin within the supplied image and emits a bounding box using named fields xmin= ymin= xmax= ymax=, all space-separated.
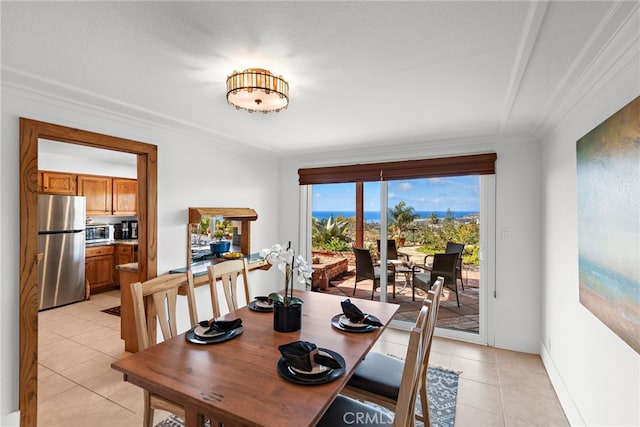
xmin=199 ymin=318 xmax=243 ymax=334
xmin=340 ymin=299 xmax=383 ymax=327
xmin=278 ymin=341 xmax=341 ymax=372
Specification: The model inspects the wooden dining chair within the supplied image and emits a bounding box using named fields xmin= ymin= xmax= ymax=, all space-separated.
xmin=130 ymin=271 xmax=198 ymax=427
xmin=317 ymin=304 xmax=429 ymax=427
xmin=206 ymin=258 xmax=251 ymax=318
xmin=353 ymin=247 xmax=396 ymax=300
xmin=341 ymin=278 xmax=444 ymax=426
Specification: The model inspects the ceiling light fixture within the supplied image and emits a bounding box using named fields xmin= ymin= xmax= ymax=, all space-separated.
xmin=226 ymin=68 xmax=289 ymax=113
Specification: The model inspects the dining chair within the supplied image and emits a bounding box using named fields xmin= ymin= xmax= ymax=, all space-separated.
xmin=413 ymin=252 xmax=460 ymax=306
xmin=353 ymin=247 xmax=396 ymax=300
xmin=341 ymin=278 xmax=443 ymax=426
xmin=130 ymin=271 xmax=198 ymax=427
xmin=376 ymin=239 xmax=410 ymax=263
xmin=317 ymin=304 xmax=429 ymax=427
xmin=206 ymin=258 xmax=251 ymax=318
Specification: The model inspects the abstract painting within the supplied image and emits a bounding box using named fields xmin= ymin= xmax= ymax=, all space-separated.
xmin=577 ymin=96 xmax=639 ymax=354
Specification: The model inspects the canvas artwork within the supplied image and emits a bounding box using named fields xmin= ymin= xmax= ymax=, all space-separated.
xmin=576 ymin=96 xmax=639 ymax=354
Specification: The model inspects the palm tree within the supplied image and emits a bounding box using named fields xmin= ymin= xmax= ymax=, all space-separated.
xmin=387 ymin=202 xmax=421 ymax=238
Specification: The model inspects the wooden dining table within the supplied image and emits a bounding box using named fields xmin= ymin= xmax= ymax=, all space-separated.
xmin=111 ymin=289 xmax=399 ymax=427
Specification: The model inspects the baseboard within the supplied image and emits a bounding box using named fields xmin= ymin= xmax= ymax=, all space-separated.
xmin=540 ymin=340 xmax=585 ymax=426
xmin=2 ymin=410 xmax=20 ymax=427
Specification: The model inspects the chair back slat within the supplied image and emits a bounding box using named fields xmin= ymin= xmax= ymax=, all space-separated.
xmin=207 ymin=259 xmax=250 ymax=318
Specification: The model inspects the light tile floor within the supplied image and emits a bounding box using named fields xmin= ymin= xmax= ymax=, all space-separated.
xmin=37 ymin=291 xmax=568 ymax=426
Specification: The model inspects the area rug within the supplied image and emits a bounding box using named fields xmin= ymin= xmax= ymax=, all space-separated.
xmin=100 ymin=305 xmax=120 ymax=317
xmin=155 ymin=366 xmax=459 ymax=427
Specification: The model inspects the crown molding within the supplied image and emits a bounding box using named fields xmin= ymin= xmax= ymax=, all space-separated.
xmin=1 ymin=67 xmax=279 ymax=160
xmin=534 ymin=2 xmax=640 ymax=139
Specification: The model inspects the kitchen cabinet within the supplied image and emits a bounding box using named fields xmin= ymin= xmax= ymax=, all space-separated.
xmin=112 ymin=178 xmax=138 ymax=215
xmin=114 ymin=243 xmax=137 ymax=285
xmin=40 ymin=171 xmax=77 ymax=195
xmin=85 ymin=245 xmax=115 ymax=293
xmin=78 ymin=175 xmax=112 ymax=215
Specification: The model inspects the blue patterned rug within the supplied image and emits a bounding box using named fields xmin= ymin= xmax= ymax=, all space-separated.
xmin=155 ymin=366 xmax=459 ymax=427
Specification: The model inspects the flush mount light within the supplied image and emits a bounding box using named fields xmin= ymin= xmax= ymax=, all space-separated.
xmin=226 ymin=68 xmax=289 ymax=113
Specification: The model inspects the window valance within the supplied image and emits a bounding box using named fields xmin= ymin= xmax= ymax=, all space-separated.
xmin=298 ymin=153 xmax=497 ymax=185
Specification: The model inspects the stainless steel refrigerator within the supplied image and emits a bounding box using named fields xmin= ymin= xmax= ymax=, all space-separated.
xmin=38 ymin=194 xmax=86 ymax=310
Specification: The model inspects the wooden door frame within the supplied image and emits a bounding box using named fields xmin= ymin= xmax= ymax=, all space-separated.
xmin=19 ymin=118 xmax=158 ymax=427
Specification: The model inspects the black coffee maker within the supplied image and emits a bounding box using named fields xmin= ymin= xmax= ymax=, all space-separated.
xmin=121 ymin=220 xmax=130 ymax=239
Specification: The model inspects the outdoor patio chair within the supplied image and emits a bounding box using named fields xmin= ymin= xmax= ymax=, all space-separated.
xmin=376 ymin=239 xmax=412 ymax=286
xmin=353 ymin=247 xmax=396 ymax=299
xmin=413 ymin=252 xmax=460 ymax=306
xmin=424 ymin=241 xmax=466 ymax=290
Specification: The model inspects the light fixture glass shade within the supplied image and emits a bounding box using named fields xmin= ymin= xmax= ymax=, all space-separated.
xmin=226 ymin=68 xmax=289 ymax=113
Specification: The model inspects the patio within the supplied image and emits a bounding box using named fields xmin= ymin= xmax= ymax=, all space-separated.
xmin=314 ymin=249 xmax=480 ymax=333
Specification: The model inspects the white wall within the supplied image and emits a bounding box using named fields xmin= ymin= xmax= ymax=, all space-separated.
xmin=0 ymin=85 xmax=283 ymax=420
xmin=538 ymin=41 xmax=640 ymax=427
xmin=278 ymin=137 xmax=543 ymax=355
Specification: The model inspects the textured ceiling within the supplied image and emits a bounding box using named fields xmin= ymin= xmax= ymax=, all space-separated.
xmin=2 ymin=1 xmax=638 ymax=158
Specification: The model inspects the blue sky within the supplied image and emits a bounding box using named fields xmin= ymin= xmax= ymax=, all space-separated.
xmin=312 ymin=176 xmax=480 ymax=212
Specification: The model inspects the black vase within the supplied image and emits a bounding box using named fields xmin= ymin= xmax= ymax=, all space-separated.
xmin=273 ymin=303 xmax=302 ymax=332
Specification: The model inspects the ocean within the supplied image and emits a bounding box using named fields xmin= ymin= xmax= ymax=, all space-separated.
xmin=312 ymin=210 xmax=479 ymax=223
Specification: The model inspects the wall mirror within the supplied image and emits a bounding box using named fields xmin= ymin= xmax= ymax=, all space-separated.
xmin=187 ymin=207 xmax=261 ymax=268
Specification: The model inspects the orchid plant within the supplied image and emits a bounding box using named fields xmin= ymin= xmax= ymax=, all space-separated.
xmin=260 ymin=242 xmax=313 ymax=306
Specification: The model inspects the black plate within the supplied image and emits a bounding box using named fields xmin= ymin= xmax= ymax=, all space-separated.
xmin=185 ymin=326 xmax=243 ymax=345
xmin=248 ymin=300 xmax=273 ymax=312
xmin=330 ymin=314 xmax=376 ymax=333
xmin=277 ymin=348 xmax=345 ymax=385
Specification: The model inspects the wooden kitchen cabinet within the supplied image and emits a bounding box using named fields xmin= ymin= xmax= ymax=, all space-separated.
xmin=114 ymin=243 xmax=137 ymax=285
xmin=85 ymin=245 xmax=115 ymax=293
xmin=112 ymin=178 xmax=137 ymax=215
xmin=78 ymin=175 xmax=112 ymax=215
xmin=40 ymin=171 xmax=77 ymax=195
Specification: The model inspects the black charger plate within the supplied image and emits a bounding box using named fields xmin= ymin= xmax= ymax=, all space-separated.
xmin=330 ymin=314 xmax=376 ymax=333
xmin=277 ymin=348 xmax=345 ymax=385
xmin=185 ymin=326 xmax=243 ymax=345
xmin=248 ymin=300 xmax=273 ymax=312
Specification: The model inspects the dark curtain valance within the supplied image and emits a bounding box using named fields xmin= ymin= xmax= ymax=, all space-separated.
xmin=298 ymin=153 xmax=497 ymax=185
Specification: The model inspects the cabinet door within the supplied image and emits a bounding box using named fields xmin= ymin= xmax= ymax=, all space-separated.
xmin=114 ymin=244 xmax=134 ymax=285
xmin=41 ymin=171 xmax=77 ymax=195
xmin=85 ymin=254 xmax=115 ymax=292
xmin=112 ymin=178 xmax=138 ymax=215
xmin=78 ymin=175 xmax=112 ymax=215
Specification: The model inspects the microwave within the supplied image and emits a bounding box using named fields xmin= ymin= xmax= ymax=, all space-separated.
xmin=86 ymin=224 xmax=114 ymax=244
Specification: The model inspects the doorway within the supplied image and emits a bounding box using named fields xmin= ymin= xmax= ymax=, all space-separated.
xmin=19 ymin=118 xmax=158 ymax=427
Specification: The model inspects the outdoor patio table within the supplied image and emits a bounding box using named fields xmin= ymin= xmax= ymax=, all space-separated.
xmin=111 ymin=289 xmax=399 ymax=427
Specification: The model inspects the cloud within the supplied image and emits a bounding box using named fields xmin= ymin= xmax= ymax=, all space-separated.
xmin=395 ymin=182 xmax=414 ymax=191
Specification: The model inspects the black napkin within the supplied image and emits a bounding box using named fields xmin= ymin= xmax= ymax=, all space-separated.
xmin=278 ymin=341 xmax=341 ymax=372
xmin=340 ymin=299 xmax=383 ymax=327
xmin=255 ymin=296 xmax=272 ymax=304
xmin=199 ymin=318 xmax=242 ymax=334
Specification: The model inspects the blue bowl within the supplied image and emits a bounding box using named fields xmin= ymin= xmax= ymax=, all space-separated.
xmin=209 ymin=240 xmax=231 ymax=255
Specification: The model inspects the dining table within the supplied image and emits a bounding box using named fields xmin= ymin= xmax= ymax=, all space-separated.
xmin=111 ymin=289 xmax=399 ymax=427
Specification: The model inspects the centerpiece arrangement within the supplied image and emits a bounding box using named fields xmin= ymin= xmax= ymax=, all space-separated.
xmin=260 ymin=242 xmax=313 ymax=332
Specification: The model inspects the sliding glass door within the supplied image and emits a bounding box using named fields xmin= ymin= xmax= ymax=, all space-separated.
xmin=305 ymin=175 xmax=492 ymax=344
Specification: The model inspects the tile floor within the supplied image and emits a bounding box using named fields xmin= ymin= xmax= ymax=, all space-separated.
xmin=37 ymin=290 xmax=568 ymax=426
